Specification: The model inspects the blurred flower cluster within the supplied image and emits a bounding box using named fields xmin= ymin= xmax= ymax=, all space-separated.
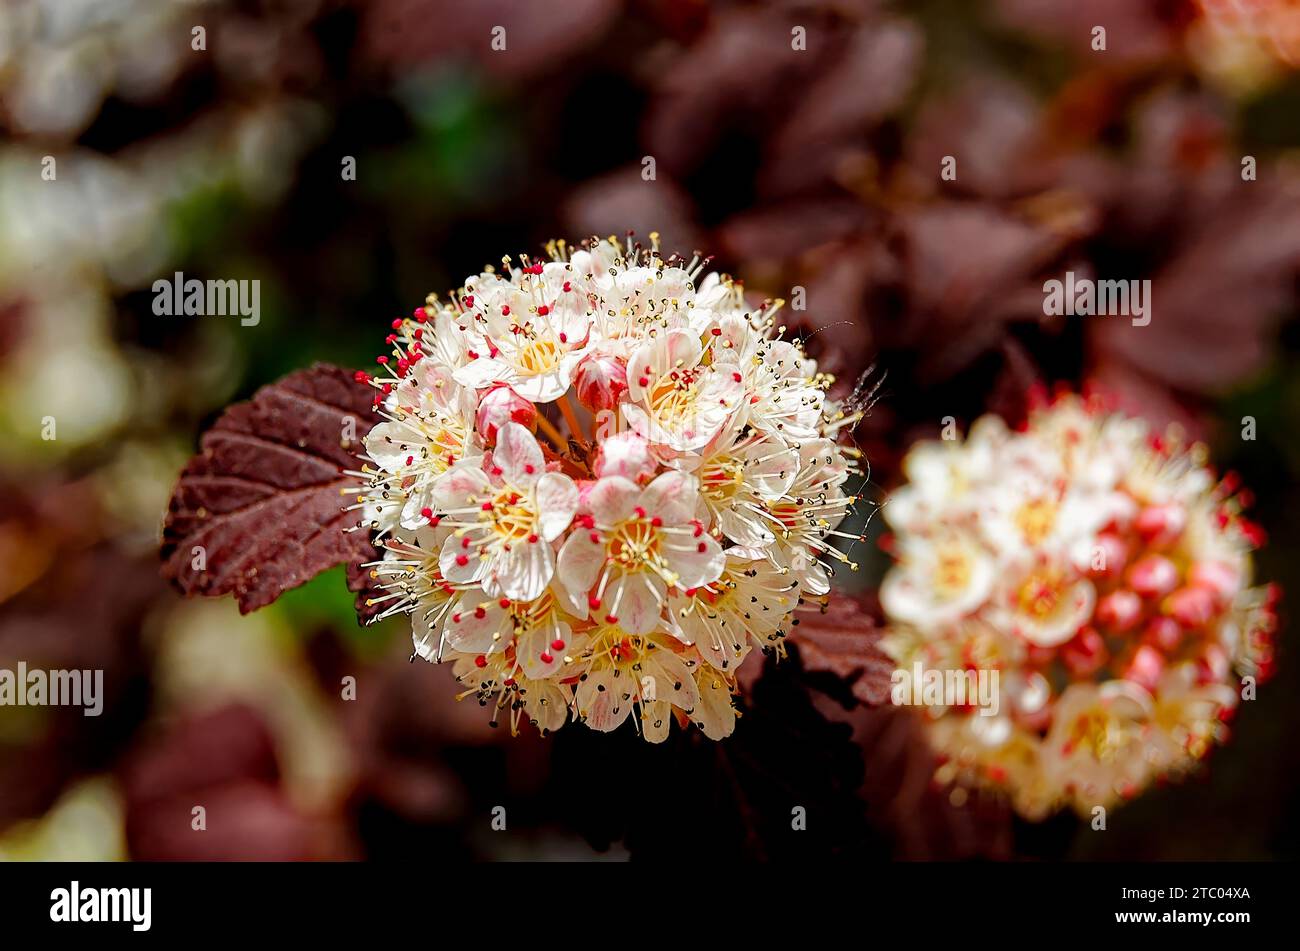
xmin=880 ymin=392 xmax=1277 ymax=818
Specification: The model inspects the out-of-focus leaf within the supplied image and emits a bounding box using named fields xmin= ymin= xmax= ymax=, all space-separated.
xmin=120 ymin=704 xmax=354 ymax=860
xmin=788 ymin=593 xmax=894 ymax=707
xmin=160 ymin=363 xmax=377 ymax=614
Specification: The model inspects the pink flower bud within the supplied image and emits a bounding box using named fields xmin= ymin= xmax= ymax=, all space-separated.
xmin=1165 ymin=585 xmax=1216 ymax=629
xmin=1188 ymin=560 xmax=1240 ymax=604
xmin=1127 ymin=554 xmax=1178 ymax=599
xmin=574 ymin=353 xmax=627 ymax=413
xmin=476 ymin=384 xmax=537 ymax=445
xmin=1124 ymin=644 xmax=1165 ymax=693
xmin=1135 ymin=502 xmax=1186 ymax=547
xmin=1096 ymin=589 xmax=1142 ymax=632
xmin=1142 ymin=616 xmax=1183 ymax=653
xmin=1062 ymin=626 xmax=1107 ymax=677
xmin=593 ymin=431 xmax=656 ymax=483
xmin=1085 ymin=533 xmax=1129 ymax=579
xmin=1197 ymin=644 xmax=1230 ymax=685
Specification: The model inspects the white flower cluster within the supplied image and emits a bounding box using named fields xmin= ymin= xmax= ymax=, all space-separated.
xmin=355 ymin=236 xmax=861 ymax=741
xmin=880 ymin=393 xmax=1277 ymax=818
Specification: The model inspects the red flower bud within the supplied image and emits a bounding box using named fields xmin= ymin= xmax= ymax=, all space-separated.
xmin=1096 ymin=589 xmax=1142 ymax=632
xmin=1165 ymin=585 xmax=1216 ymax=629
xmin=574 ymin=353 xmax=627 ymax=413
xmin=1135 ymin=503 xmax=1186 ymax=547
xmin=1127 ymin=554 xmax=1178 ymax=599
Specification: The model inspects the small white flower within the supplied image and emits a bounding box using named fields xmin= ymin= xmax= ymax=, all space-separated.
xmin=433 ymin=422 xmax=577 ymax=602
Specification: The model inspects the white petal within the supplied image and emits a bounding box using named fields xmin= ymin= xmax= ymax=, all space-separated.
xmin=494 ymin=422 xmax=544 ymax=487
xmin=445 ymin=596 xmax=508 ymax=653
xmin=586 ymin=475 xmax=640 ymax=525
xmin=576 ymin=667 xmax=633 ymax=732
xmin=606 ymin=572 xmax=665 ymax=635
xmin=664 ymin=532 xmax=725 ymax=590
xmin=638 ymin=470 xmax=696 ymax=525
xmin=535 ymin=472 xmax=579 ymax=540
xmin=492 ymin=540 xmax=554 ymax=602
xmin=439 ymin=534 xmax=486 ymax=586
xmin=557 ymin=530 xmax=606 ymax=600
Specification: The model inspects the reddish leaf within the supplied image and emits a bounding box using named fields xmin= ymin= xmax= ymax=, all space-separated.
xmin=161 ymin=363 xmax=378 ymax=614
xmin=789 ymin=593 xmax=894 ymax=706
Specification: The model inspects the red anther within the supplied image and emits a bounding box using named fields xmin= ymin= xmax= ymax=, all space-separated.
xmin=562 ymin=282 xmax=571 ymax=292
xmin=474 ymin=655 xmax=487 ymax=668
xmin=413 ymin=307 xmax=427 ymax=321
xmin=376 ymin=356 xmax=388 ymax=364
xmin=551 ymin=639 xmax=566 ymax=651
xmin=405 ymin=456 xmax=414 ymax=466
xmin=381 ymin=383 xmax=392 ymax=394
xmin=590 ymin=532 xmax=601 ymax=543
xmin=464 ymin=295 xmax=475 ymax=307
xmin=604 ymin=614 xmax=618 ymax=624
xmin=537 ymin=305 xmax=549 ymax=316
xmin=353 ymin=370 xmax=370 ymax=383
xmin=634 ymin=506 xmax=647 ymax=518
xmin=559 ymin=332 xmax=567 ymax=343
xmin=540 ymin=652 xmax=554 ymax=664
xmin=474 ymin=606 xmax=487 ymax=619
xmin=482 ymin=501 xmax=493 ymax=511
xmin=456 ymin=554 xmax=469 ymax=567
xmin=427 ymin=515 xmax=441 ymax=526
xmin=732 ymin=372 xmax=742 ymax=383
xmin=421 ymin=507 xmax=433 ymax=519
xmin=461 ymin=536 xmax=471 ymax=548
xmin=499 ymin=598 xmax=511 ymax=608
xmin=697 ymin=542 xmax=707 ymax=553
xmin=452 ymin=613 xmax=461 ymax=624
xmin=391 ymin=319 xmax=403 ymax=329
xmin=524 ymin=464 xmax=535 ymax=474
xmin=385 ymin=335 xmax=397 ymax=345
xmin=468 ymin=350 xmax=479 ymax=359
xmin=638 ymin=376 xmax=650 ymax=387
xmin=710 ymin=328 xmax=722 ymax=336
xmin=1239 ymin=520 xmax=1267 ymax=547
xmin=577 ymin=514 xmax=595 ymax=530
xmin=651 ymin=516 xmax=663 ymax=527
xmin=528 ymin=533 xmax=539 ymax=543
xmin=683 ymin=587 xmax=697 ymax=597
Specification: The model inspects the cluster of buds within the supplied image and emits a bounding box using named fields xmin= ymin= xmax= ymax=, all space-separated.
xmin=880 ymin=391 xmax=1277 ymax=818
xmin=353 ymin=235 xmax=862 ymax=741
